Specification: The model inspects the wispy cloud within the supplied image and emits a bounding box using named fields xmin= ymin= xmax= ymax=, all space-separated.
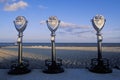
xmin=40 ymin=20 xmax=93 ymax=37
xmin=40 ymin=20 xmax=90 ymax=29
xmin=0 ymin=0 xmax=7 ymax=3
xmin=40 ymin=20 xmax=92 ymax=34
xmin=40 ymin=20 xmax=46 ymax=24
xmin=38 ymin=5 xmax=48 ymax=10
xmin=59 ymin=21 xmax=91 ymax=33
xmin=3 ymin=0 xmax=28 ymax=11
xmin=60 ymin=21 xmax=90 ymax=29
xmin=72 ymin=30 xmax=94 ymax=34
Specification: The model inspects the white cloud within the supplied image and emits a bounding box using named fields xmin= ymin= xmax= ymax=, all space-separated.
xmin=59 ymin=21 xmax=92 ymax=34
xmin=12 ymin=0 xmax=16 ymax=2
xmin=60 ymin=21 xmax=90 ymax=29
xmin=0 ymin=0 xmax=7 ymax=3
xmin=38 ymin=5 xmax=48 ymax=10
xmin=40 ymin=20 xmax=92 ymax=34
xmin=4 ymin=0 xmax=28 ymax=11
xmin=40 ymin=20 xmax=46 ymax=24
xmin=40 ymin=20 xmax=94 ymax=41
xmin=40 ymin=20 xmax=90 ymax=29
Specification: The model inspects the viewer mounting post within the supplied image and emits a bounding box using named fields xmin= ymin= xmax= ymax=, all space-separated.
xmin=89 ymin=15 xmax=112 ymax=73
xmin=43 ymin=16 xmax=64 ymax=74
xmin=8 ymin=16 xmax=31 ymax=75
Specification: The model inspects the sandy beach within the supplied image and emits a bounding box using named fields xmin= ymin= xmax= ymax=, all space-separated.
xmin=0 ymin=46 xmax=120 ymax=69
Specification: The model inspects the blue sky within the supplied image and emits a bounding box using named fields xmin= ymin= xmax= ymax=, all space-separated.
xmin=0 ymin=0 xmax=120 ymax=43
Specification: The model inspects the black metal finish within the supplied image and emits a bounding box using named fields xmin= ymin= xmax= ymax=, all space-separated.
xmin=89 ymin=58 xmax=112 ymax=73
xmin=89 ymin=32 xmax=112 ymax=73
xmin=43 ymin=32 xmax=64 ymax=74
xmin=51 ymin=33 xmax=56 ymax=63
xmin=8 ymin=32 xmax=31 ymax=75
xmin=43 ymin=58 xmax=64 ymax=74
xmin=89 ymin=15 xmax=112 ymax=73
xmin=8 ymin=59 xmax=31 ymax=75
xmin=18 ymin=32 xmax=23 ymax=65
xmin=43 ymin=17 xmax=64 ymax=74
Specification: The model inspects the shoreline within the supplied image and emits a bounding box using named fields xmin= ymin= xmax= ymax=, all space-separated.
xmin=1 ymin=46 xmax=120 ymax=52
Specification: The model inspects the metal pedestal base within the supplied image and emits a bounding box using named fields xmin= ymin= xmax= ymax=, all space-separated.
xmin=43 ymin=59 xmax=64 ymax=74
xmin=89 ymin=58 xmax=112 ymax=73
xmin=114 ymin=65 xmax=120 ymax=70
xmin=8 ymin=60 xmax=31 ymax=75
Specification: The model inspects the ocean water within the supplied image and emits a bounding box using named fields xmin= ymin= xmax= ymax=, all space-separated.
xmin=0 ymin=43 xmax=120 ymax=47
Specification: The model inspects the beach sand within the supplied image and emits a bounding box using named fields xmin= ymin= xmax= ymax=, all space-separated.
xmin=0 ymin=46 xmax=120 ymax=69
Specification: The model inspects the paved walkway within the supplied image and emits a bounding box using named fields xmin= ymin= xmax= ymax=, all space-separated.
xmin=0 ymin=69 xmax=120 ymax=80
